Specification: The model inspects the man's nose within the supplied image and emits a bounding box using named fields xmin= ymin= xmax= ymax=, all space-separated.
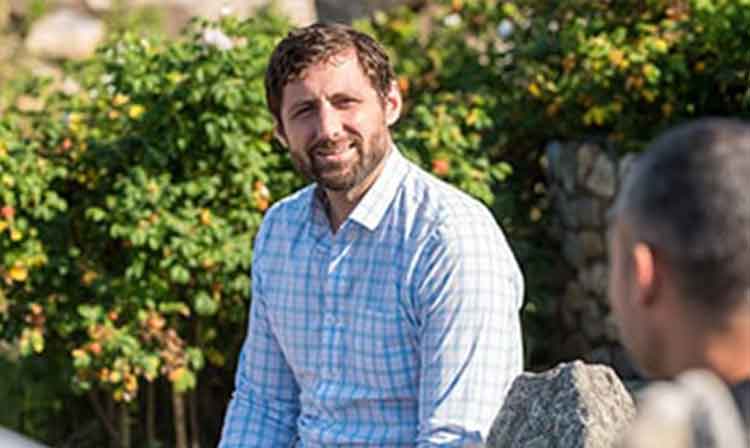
xmin=316 ymin=102 xmax=344 ymax=141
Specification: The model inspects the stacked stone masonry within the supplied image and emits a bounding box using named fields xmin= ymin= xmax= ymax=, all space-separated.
xmin=546 ymin=140 xmax=638 ymax=379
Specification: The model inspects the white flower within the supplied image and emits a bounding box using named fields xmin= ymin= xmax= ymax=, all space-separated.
xmin=497 ymin=19 xmax=514 ymax=39
xmin=443 ymin=13 xmax=461 ymax=28
xmin=201 ymin=28 xmax=234 ymax=51
xmin=548 ymin=20 xmax=560 ymax=32
xmin=220 ymin=4 xmax=233 ymax=16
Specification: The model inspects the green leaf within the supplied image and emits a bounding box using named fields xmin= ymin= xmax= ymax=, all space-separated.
xmin=169 ymin=265 xmax=190 ymax=284
xmin=193 ymin=291 xmax=218 ymax=316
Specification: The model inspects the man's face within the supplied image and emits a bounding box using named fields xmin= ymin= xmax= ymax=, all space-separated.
xmin=276 ymin=48 xmax=399 ymax=193
xmin=608 ymin=219 xmax=662 ymax=377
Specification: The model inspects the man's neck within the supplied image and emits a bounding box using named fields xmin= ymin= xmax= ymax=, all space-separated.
xmin=323 ymin=146 xmax=391 ymax=233
xmin=671 ymin=305 xmax=750 ymax=384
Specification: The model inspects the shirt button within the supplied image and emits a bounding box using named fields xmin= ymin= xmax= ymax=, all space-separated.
xmin=324 ymin=314 xmax=335 ymax=325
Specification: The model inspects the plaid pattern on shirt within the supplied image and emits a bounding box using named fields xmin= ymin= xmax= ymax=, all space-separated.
xmin=219 ymin=148 xmax=524 ymax=447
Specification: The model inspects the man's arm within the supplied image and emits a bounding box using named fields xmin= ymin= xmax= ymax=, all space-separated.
xmin=413 ymin=209 xmax=524 ymax=447
xmin=219 ymin=221 xmax=301 ymax=447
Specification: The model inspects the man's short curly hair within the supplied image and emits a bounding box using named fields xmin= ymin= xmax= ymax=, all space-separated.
xmin=264 ymin=23 xmax=396 ymax=124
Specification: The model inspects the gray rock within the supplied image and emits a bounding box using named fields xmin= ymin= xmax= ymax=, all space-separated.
xmin=578 ymin=262 xmax=608 ymax=297
xmin=577 ymin=142 xmax=600 ymax=186
xmin=574 ymin=197 xmax=604 ymax=228
xmin=554 ymin=191 xmax=578 ymax=229
xmin=564 ymin=281 xmax=587 ymax=313
xmin=580 ymin=231 xmax=604 ymax=260
xmin=604 ymin=312 xmax=620 ymax=341
xmin=563 ymin=233 xmax=586 ymax=269
xmin=545 ymin=140 xmax=563 ymax=178
xmin=554 ymin=142 xmax=578 ymax=193
xmin=618 ymin=153 xmax=638 ymax=188
xmin=487 ymin=361 xmax=636 ymax=448
xmin=581 ymin=300 xmax=604 ymax=341
xmin=25 ymin=9 xmax=105 ymax=60
xmin=586 ymin=153 xmax=617 ymax=198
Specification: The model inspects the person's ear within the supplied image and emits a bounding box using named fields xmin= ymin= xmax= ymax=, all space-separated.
xmin=384 ymin=80 xmax=402 ymax=127
xmin=632 ymin=242 xmax=660 ymax=307
xmin=273 ymin=118 xmax=288 ymax=147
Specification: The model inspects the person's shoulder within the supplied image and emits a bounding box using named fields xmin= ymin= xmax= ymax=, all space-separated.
xmin=261 ymin=184 xmax=315 ymax=226
xmin=621 ymin=369 xmax=749 ymax=448
xmin=400 ymin=160 xmax=499 ymax=234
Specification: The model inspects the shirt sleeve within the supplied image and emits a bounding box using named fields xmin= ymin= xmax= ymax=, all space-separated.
xmin=412 ymin=208 xmax=524 ymax=447
xmin=219 ymin=217 xmax=301 ymax=447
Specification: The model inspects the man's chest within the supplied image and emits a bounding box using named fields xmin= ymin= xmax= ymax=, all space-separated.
xmin=260 ymin=229 xmax=420 ymax=394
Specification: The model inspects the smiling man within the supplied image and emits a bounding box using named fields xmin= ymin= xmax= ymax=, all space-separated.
xmin=219 ymin=23 xmax=524 ymax=447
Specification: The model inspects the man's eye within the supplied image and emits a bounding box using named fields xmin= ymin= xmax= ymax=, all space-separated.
xmin=293 ymin=107 xmax=311 ymax=117
xmin=335 ymin=98 xmax=356 ymax=108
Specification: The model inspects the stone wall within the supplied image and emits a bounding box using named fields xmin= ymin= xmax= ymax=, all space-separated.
xmin=545 ymin=140 xmax=639 ymax=379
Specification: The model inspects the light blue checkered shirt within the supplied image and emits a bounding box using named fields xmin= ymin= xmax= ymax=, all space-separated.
xmin=219 ymin=148 xmax=524 ymax=447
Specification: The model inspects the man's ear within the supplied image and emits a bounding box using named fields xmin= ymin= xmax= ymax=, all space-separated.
xmin=384 ymin=80 xmax=402 ymax=127
xmin=273 ymin=119 xmax=288 ymax=147
xmin=632 ymin=242 xmax=660 ymax=307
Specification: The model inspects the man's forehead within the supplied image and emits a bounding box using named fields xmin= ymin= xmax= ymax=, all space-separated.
xmin=288 ymin=47 xmax=359 ymax=83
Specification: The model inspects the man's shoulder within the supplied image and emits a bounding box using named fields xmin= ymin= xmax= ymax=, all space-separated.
xmin=400 ymin=159 xmax=498 ymax=234
xmin=262 ymin=184 xmax=315 ymax=225
xmin=621 ymin=370 xmax=749 ymax=448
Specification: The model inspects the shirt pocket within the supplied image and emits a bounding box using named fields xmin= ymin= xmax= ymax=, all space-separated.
xmin=347 ymin=306 xmax=418 ymax=395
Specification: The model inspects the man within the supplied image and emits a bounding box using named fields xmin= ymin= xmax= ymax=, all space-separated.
xmin=219 ymin=23 xmax=524 ymax=446
xmin=607 ymin=118 xmax=750 ymax=446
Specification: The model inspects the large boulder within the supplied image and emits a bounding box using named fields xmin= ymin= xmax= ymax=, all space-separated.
xmin=25 ymin=9 xmax=105 ymax=60
xmin=487 ymin=361 xmax=636 ymax=447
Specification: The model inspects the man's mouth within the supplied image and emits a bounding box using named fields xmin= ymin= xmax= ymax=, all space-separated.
xmin=313 ymin=141 xmax=356 ymax=161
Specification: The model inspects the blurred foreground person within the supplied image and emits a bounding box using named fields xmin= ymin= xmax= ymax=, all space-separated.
xmin=608 ymin=118 xmax=750 ymax=447
xmin=0 ymin=427 xmax=48 ymax=448
xmin=219 ymin=23 xmax=524 ymax=447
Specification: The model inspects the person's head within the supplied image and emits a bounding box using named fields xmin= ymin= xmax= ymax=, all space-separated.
xmin=265 ymin=23 xmax=402 ymax=193
xmin=608 ymin=118 xmax=750 ymax=379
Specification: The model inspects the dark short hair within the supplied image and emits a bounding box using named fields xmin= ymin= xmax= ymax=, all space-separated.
xmin=264 ymin=23 xmax=395 ymax=124
xmin=616 ymin=118 xmax=750 ymax=310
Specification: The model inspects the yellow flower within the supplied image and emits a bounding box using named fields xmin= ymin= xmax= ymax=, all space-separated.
xmin=651 ymin=38 xmax=669 ymax=53
xmin=167 ymin=71 xmax=185 ymax=84
xmin=128 ymin=105 xmax=146 ymax=119
xmin=0 ymin=143 xmax=7 ymax=158
xmin=112 ymin=94 xmax=130 ymax=106
xmin=608 ymin=49 xmax=625 ymax=67
xmin=10 ymin=228 xmax=22 ymax=241
xmin=528 ymin=83 xmax=541 ymax=98
xmin=9 ymin=264 xmax=28 ymax=282
xmin=0 ymin=221 xmax=7 ymax=232
xmin=82 ymin=270 xmax=98 ymax=286
xmin=200 ymin=209 xmax=212 ymax=225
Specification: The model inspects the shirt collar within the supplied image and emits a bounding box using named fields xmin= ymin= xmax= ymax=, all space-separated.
xmin=310 ymin=146 xmax=409 ymax=232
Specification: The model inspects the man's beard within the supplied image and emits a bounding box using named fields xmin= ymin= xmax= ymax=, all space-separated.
xmin=292 ymin=127 xmax=390 ymax=192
